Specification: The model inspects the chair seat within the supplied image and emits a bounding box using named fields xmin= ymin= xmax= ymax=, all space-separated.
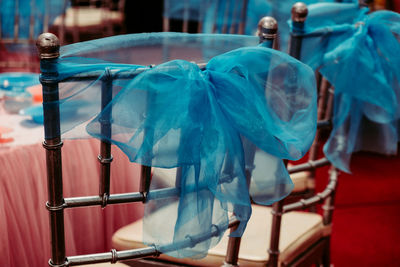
xmin=290 ymin=171 xmax=310 ymax=192
xmin=112 ymin=204 xmax=328 ymax=266
xmin=53 ymin=7 xmax=123 ymax=28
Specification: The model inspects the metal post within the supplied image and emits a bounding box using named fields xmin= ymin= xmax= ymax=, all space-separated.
xmin=222 ymin=224 xmax=241 ymax=267
xmin=37 ymin=33 xmax=67 ymax=267
xmin=259 ymin=17 xmax=280 ymax=267
xmin=288 ymin=2 xmax=308 ymax=59
xmin=322 ymin=167 xmax=338 ymax=267
xmin=238 ymin=0 xmax=249 ymax=35
xmin=99 ymin=68 xmax=113 ymax=207
xmin=222 ymin=17 xmax=279 ymax=267
xmin=182 ymin=0 xmax=189 ymax=33
xmin=140 ymin=165 xmax=152 ymax=201
xmin=288 ymin=2 xmax=320 ymax=213
xmin=257 ymin=16 xmax=278 ymax=49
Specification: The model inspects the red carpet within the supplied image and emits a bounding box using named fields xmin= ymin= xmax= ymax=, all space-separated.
xmin=316 ymin=152 xmax=400 ymax=266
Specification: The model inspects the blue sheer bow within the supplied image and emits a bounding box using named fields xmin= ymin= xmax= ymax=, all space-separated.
xmin=292 ymin=4 xmax=400 ymax=172
xmin=43 ymin=33 xmax=317 ymax=258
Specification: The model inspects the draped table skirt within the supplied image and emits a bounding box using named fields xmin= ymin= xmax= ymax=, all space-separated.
xmin=0 ymin=137 xmax=143 ymax=267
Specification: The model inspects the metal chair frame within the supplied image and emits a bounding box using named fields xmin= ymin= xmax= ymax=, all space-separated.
xmin=263 ymin=2 xmax=376 ymax=265
xmin=37 ymin=1 xmax=350 ymax=262
xmin=37 ymin=19 xmax=274 ymax=265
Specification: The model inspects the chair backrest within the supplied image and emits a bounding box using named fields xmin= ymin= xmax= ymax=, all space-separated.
xmin=36 ymin=30 xmax=273 ymax=266
xmin=163 ymin=0 xmax=249 ymax=34
xmin=36 ymin=10 xmax=322 ymax=264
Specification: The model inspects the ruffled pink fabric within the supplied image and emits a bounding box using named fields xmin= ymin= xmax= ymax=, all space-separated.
xmin=0 ymin=139 xmax=142 ymax=267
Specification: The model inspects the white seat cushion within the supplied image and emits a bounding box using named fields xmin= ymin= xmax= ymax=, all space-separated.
xmin=53 ymin=7 xmax=123 ymax=28
xmin=290 ymin=171 xmax=310 ymax=192
xmin=112 ymin=204 xmax=325 ymax=266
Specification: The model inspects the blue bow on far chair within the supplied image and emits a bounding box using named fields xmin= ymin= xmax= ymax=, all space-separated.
xmin=292 ymin=4 xmax=400 ymax=172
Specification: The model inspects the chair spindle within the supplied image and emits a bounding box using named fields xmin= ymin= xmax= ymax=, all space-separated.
xmin=222 ymin=16 xmax=278 ymax=267
xmin=37 ymin=33 xmax=67 ymax=267
xmin=99 ymin=68 xmax=114 ymax=207
xmin=289 ymin=2 xmax=308 ymax=59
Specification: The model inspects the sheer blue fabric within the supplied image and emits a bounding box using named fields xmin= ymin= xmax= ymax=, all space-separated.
xmin=291 ymin=4 xmax=400 ymax=172
xmin=42 ymin=33 xmax=317 ymax=258
xmin=0 ymin=0 xmax=66 ymax=39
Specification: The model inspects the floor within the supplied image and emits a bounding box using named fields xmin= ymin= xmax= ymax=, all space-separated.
xmin=316 ymin=151 xmax=400 ymax=266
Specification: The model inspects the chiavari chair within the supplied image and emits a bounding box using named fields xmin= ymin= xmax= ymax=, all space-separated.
xmin=265 ymin=0 xmax=399 ymax=265
xmin=38 ymin=15 xmax=316 ymax=266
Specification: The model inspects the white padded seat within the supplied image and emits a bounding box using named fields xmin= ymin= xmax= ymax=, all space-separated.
xmin=53 ymin=7 xmax=123 ymax=28
xmin=112 ymin=204 xmax=327 ymax=266
xmin=290 ymin=170 xmax=310 ymax=192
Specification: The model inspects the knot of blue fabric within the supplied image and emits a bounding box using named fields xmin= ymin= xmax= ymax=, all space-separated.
xmin=293 ymin=5 xmax=400 ymax=172
xmin=45 ymin=37 xmax=317 ymax=258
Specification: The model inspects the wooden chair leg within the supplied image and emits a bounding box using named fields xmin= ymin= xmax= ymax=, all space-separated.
xmin=321 ymin=237 xmax=331 ymax=267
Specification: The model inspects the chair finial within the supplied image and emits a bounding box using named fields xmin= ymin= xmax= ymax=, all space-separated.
xmin=36 ymin=33 xmax=60 ymax=59
xmin=257 ymin=16 xmax=278 ymax=41
xmin=291 ymin=2 xmax=308 ymax=23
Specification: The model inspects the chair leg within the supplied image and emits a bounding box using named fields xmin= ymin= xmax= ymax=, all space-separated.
xmin=321 ymin=237 xmax=331 ymax=267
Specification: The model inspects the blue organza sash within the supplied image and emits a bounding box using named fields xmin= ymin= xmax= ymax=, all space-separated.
xmin=292 ymin=5 xmax=400 ymax=172
xmin=43 ymin=33 xmax=317 ymax=258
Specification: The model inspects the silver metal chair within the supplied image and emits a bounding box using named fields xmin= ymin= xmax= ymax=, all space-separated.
xmin=37 ymin=28 xmax=262 ymax=266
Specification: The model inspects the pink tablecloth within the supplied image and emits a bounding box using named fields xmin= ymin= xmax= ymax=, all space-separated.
xmin=0 ymin=124 xmax=143 ymax=266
